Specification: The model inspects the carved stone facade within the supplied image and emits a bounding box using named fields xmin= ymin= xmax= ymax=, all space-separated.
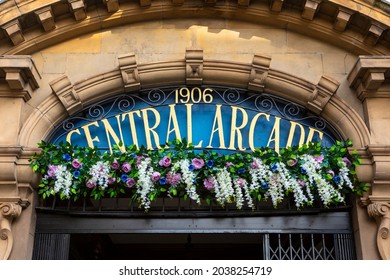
xmin=0 ymin=0 xmax=389 ymax=259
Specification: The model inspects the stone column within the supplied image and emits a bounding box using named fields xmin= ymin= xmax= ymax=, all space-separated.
xmin=348 ymin=56 xmax=390 ymax=259
xmin=0 ymin=56 xmax=41 ymax=259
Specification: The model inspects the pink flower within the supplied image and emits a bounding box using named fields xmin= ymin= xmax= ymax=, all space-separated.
xmin=86 ymin=179 xmax=97 ymax=189
xmin=151 ymin=172 xmax=161 ymax=182
xmin=72 ymin=159 xmax=82 ymax=169
xmin=108 ymin=177 xmax=116 ymax=185
xmin=111 ymin=159 xmax=120 ymax=170
xmin=297 ymin=179 xmax=305 ymax=187
xmin=313 ymin=154 xmax=324 ymax=163
xmin=226 ymin=162 xmax=234 ymax=168
xmin=167 ymin=172 xmax=181 ymax=186
xmin=47 ymin=165 xmax=58 ymax=178
xmin=327 ymin=170 xmax=335 ymax=178
xmin=203 ymin=177 xmax=215 ymax=190
xmin=251 ymin=161 xmax=259 ymax=169
xmin=126 ymin=178 xmax=136 ymax=188
xmin=121 ymin=162 xmax=131 ymax=173
xmin=136 ymin=156 xmax=144 ymax=166
xmin=236 ymin=178 xmax=246 ymax=188
xmin=192 ymin=158 xmax=204 ymax=169
xmin=287 ymin=159 xmax=298 ymax=167
xmin=342 ymin=157 xmax=352 ymax=167
xmin=159 ymin=156 xmax=172 ymax=167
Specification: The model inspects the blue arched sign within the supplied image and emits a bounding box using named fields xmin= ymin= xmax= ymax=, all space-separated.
xmin=48 ymin=87 xmax=340 ymax=152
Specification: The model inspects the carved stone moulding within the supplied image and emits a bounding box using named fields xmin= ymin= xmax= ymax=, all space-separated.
xmin=0 ymin=202 xmax=22 ymax=260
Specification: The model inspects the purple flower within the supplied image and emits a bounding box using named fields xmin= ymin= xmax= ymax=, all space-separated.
xmin=159 ymin=156 xmax=172 ymax=167
xmin=121 ymin=162 xmax=131 ymax=173
xmin=136 ymin=156 xmax=144 ymax=167
xmin=151 ymin=172 xmax=161 ymax=182
xmin=192 ymin=158 xmax=204 ymax=169
xmin=327 ymin=170 xmax=335 ymax=178
xmin=203 ymin=177 xmax=215 ymax=190
xmin=297 ymin=179 xmax=305 ymax=187
xmin=342 ymin=157 xmax=352 ymax=167
xmin=108 ymin=177 xmax=116 ymax=185
xmin=63 ymin=154 xmax=71 ymax=161
xmin=226 ymin=162 xmax=234 ymax=168
xmin=287 ymin=159 xmax=297 ymax=167
xmin=86 ymin=179 xmax=97 ymax=189
xmin=72 ymin=159 xmax=82 ymax=169
xmin=111 ymin=159 xmax=120 ymax=170
xmin=47 ymin=165 xmax=58 ymax=178
xmin=126 ymin=178 xmax=137 ymax=188
xmin=167 ymin=172 xmax=181 ymax=186
xmin=313 ymin=154 xmax=324 ymax=163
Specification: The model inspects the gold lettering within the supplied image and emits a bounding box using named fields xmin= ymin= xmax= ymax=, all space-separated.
xmin=286 ymin=121 xmax=306 ymax=148
xmin=66 ymin=129 xmax=81 ymax=145
xmin=101 ymin=116 xmax=125 ymax=153
xmin=248 ymin=112 xmax=270 ymax=151
xmin=306 ymin=127 xmax=324 ymax=144
xmin=267 ymin=117 xmax=281 ymax=153
xmin=228 ymin=106 xmax=248 ymax=151
xmin=141 ymin=108 xmax=162 ymax=150
xmin=186 ymin=104 xmax=203 ymax=148
xmin=166 ymin=104 xmax=181 ymax=143
xmin=207 ymin=104 xmax=226 ymax=149
xmin=121 ymin=110 xmax=141 ymax=149
xmin=81 ymin=121 xmax=100 ymax=148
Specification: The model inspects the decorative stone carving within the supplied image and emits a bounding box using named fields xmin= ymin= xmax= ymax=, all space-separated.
xmin=368 ymin=202 xmax=390 ymax=259
xmin=186 ymin=49 xmax=203 ymax=86
xmin=50 ymin=75 xmax=83 ymax=116
xmin=0 ymin=55 xmax=41 ymax=101
xmin=238 ymin=0 xmax=250 ymax=7
xmin=139 ymin=0 xmax=151 ymax=7
xmin=248 ymin=54 xmax=271 ymax=93
xmin=302 ymin=0 xmax=321 ymax=21
xmin=307 ymin=76 xmax=339 ymax=115
xmin=118 ymin=53 xmax=141 ymax=92
xmin=35 ymin=6 xmax=56 ymax=32
xmin=1 ymin=19 xmax=25 ymax=46
xmin=0 ymin=202 xmax=22 ymax=260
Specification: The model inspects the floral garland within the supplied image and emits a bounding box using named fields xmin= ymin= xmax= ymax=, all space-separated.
xmin=30 ymin=139 xmax=367 ymax=211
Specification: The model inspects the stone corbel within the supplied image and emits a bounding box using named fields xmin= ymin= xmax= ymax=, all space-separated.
xmin=1 ymin=19 xmax=25 ymax=46
xmin=103 ymin=0 xmax=119 ymax=12
xmin=368 ymin=201 xmax=390 ymax=259
xmin=185 ymin=49 xmax=203 ymax=86
xmin=0 ymin=202 xmax=22 ymax=260
xmin=333 ymin=7 xmax=353 ymax=32
xmin=238 ymin=0 xmax=250 ymax=7
xmin=35 ymin=6 xmax=56 ymax=32
xmin=67 ymin=0 xmax=87 ymax=21
xmin=248 ymin=54 xmax=271 ymax=93
xmin=270 ymin=0 xmax=284 ymax=12
xmin=118 ymin=54 xmax=141 ymax=92
xmin=307 ymin=76 xmax=339 ymax=115
xmin=301 ymin=0 xmax=321 ymax=21
xmin=50 ymin=75 xmax=83 ymax=115
xmin=364 ymin=21 xmax=386 ymax=46
xmin=0 ymin=55 xmax=41 ymax=101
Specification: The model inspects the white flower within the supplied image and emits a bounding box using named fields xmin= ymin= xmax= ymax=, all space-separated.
xmin=178 ymin=159 xmax=200 ymax=203
xmin=53 ymin=165 xmax=73 ymax=197
xmin=214 ymin=168 xmax=234 ymax=206
xmin=89 ymin=161 xmax=110 ymax=189
xmin=136 ymin=157 xmax=155 ymax=210
xmin=233 ymin=178 xmax=245 ymax=209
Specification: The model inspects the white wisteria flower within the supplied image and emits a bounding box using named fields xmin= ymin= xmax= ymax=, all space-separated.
xmin=214 ymin=168 xmax=234 ymax=206
xmin=53 ymin=165 xmax=73 ymax=198
xmin=89 ymin=161 xmax=110 ymax=189
xmin=178 ymin=159 xmax=200 ymax=203
xmin=136 ymin=157 xmax=155 ymax=210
